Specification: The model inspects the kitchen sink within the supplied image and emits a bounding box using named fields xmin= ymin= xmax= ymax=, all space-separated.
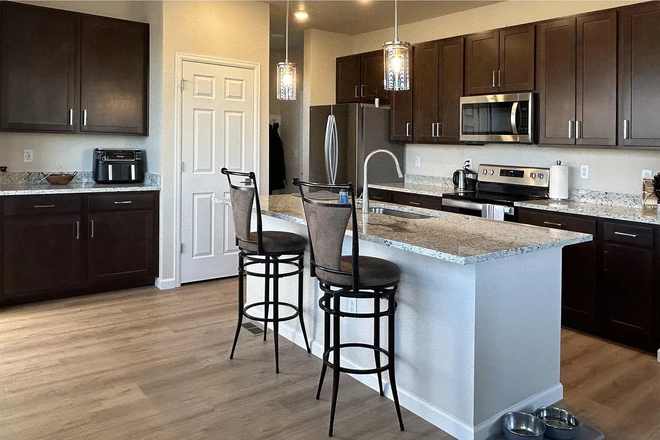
xmin=369 ymin=207 xmax=432 ymax=220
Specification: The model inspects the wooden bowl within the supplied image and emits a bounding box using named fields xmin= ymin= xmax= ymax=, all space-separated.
xmin=44 ymin=173 xmax=76 ymax=185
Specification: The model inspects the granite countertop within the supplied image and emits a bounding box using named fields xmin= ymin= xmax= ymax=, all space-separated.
xmin=369 ymin=181 xmax=459 ymax=197
xmin=256 ymin=195 xmax=591 ymax=265
xmin=0 ymin=182 xmax=160 ymax=196
xmin=515 ymin=199 xmax=660 ymax=226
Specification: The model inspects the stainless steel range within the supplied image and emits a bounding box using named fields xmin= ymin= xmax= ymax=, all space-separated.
xmin=441 ymin=164 xmax=550 ymax=221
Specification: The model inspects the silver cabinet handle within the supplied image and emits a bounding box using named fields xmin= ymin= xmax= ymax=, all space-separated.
xmin=543 ymin=221 xmax=563 ymax=227
xmin=408 ymin=201 xmax=421 ymax=206
xmin=34 ymin=204 xmax=55 ymax=208
xmin=614 ymin=231 xmax=637 ymax=238
xmin=623 ymin=119 xmax=630 ymax=140
xmin=83 ymin=109 xmax=88 ymax=126
xmin=568 ymin=120 xmax=574 ymax=139
xmin=431 ymin=123 xmax=436 ymax=137
xmin=76 ymin=221 xmax=80 ymax=240
xmin=437 ymin=122 xmax=443 ymax=137
xmin=492 ymin=71 xmax=496 ymax=87
xmin=576 ymin=120 xmax=581 ymax=139
xmin=406 ymin=122 xmax=411 ymax=137
xmin=90 ymin=219 xmax=95 ymax=238
xmin=498 ymin=69 xmax=501 ymax=87
xmin=360 ymin=85 xmax=365 ymax=97
xmin=114 ymin=200 xmax=133 ymax=205
xmin=354 ymin=86 xmax=358 ymax=98
xmin=69 ymin=109 xmax=73 ymax=126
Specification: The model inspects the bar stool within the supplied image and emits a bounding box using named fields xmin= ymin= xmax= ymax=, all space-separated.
xmin=292 ymin=179 xmax=404 ymax=437
xmin=222 ymin=168 xmax=311 ymax=373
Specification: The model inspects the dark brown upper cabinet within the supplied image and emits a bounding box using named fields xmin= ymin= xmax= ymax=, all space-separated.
xmin=336 ymin=51 xmax=388 ymax=105
xmin=465 ymin=25 xmax=534 ymax=95
xmin=0 ymin=2 xmax=149 ymax=136
xmin=537 ymin=12 xmax=617 ymax=147
xmin=618 ymin=2 xmax=660 ymax=147
xmin=336 ymin=54 xmax=361 ymax=104
xmin=413 ymin=37 xmax=464 ymax=144
xmin=389 ymin=90 xmax=412 ymax=142
xmin=81 ymin=15 xmax=148 ymax=135
xmin=0 ymin=2 xmax=79 ymax=132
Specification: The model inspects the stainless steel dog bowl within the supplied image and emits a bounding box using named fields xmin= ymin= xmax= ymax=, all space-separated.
xmin=501 ymin=412 xmax=546 ymax=439
xmin=535 ymin=407 xmax=580 ymax=439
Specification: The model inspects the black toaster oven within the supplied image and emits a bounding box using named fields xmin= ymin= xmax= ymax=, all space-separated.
xmin=93 ymin=149 xmax=145 ymax=184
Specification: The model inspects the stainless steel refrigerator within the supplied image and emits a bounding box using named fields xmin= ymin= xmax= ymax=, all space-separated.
xmin=308 ymin=104 xmax=405 ymax=195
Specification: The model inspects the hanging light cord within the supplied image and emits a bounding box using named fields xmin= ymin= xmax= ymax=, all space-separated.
xmin=394 ymin=0 xmax=398 ymax=42
xmin=285 ymin=0 xmax=290 ymax=63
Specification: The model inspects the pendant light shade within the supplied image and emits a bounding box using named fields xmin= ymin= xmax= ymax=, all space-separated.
xmin=383 ymin=0 xmax=411 ymax=91
xmin=277 ymin=0 xmax=296 ymax=100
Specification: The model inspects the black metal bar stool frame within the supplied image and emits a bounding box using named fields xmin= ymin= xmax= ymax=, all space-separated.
xmin=223 ymin=168 xmax=311 ymax=374
xmin=292 ymin=179 xmax=404 ymax=436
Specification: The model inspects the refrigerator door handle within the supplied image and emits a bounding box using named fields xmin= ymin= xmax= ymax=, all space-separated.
xmin=324 ymin=114 xmax=339 ymax=184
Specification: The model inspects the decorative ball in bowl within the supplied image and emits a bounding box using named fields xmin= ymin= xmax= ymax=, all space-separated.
xmin=42 ymin=172 xmax=77 ymax=185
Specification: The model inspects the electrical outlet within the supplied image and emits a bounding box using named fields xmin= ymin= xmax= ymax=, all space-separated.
xmin=414 ymin=156 xmax=421 ymax=167
xmin=347 ymin=298 xmax=357 ymax=314
xmin=23 ymin=149 xmax=33 ymax=163
xmin=642 ymin=169 xmax=653 ymax=179
xmin=580 ymin=165 xmax=589 ymax=180
xmin=465 ymin=159 xmax=472 ymax=169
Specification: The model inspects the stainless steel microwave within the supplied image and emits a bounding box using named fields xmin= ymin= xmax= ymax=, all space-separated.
xmin=459 ymin=92 xmax=534 ymax=143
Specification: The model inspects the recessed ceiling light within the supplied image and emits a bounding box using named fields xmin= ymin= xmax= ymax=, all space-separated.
xmin=294 ymin=4 xmax=308 ymax=20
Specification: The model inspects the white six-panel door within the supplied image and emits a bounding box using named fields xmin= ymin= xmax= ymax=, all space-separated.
xmin=180 ymin=60 xmax=256 ymax=283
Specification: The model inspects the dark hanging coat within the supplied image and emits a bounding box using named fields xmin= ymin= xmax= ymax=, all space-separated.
xmin=269 ymin=123 xmax=287 ymax=192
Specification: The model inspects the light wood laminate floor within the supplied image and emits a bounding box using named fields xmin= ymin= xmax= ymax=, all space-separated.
xmin=0 ymin=278 xmax=658 ymax=439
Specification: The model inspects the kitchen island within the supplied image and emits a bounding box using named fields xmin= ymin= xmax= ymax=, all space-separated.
xmin=245 ymin=194 xmax=591 ymax=440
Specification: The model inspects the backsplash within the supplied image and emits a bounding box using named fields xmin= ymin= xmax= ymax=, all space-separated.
xmin=0 ymin=171 xmax=161 ymax=187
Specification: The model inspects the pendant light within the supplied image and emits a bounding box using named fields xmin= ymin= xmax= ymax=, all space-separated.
xmin=383 ymin=0 xmax=410 ymax=91
xmin=277 ymin=0 xmax=296 ymax=100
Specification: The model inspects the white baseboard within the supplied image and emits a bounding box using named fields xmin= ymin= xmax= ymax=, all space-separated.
xmin=155 ymin=277 xmax=177 ymax=290
xmin=473 ymin=384 xmax=563 ymax=440
xmin=657 ymin=349 xmax=660 ymax=363
xmin=276 ymin=322 xmax=477 ymax=440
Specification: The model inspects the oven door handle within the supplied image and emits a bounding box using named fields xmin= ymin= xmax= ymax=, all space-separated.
xmin=441 ymin=198 xmax=484 ymax=212
xmin=510 ymin=102 xmax=519 ymax=135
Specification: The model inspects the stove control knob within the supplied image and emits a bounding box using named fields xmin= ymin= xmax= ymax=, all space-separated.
xmin=530 ymin=172 xmax=537 ymax=179
xmin=482 ymin=169 xmax=488 ymax=175
xmin=488 ymin=169 xmax=494 ymax=175
xmin=539 ymin=173 xmax=545 ymax=179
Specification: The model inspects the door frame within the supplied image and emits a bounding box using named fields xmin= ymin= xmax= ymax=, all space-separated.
xmin=173 ymin=53 xmax=261 ymax=287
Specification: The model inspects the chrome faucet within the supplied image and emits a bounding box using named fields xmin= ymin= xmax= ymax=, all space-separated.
xmin=362 ymin=149 xmax=404 ymax=214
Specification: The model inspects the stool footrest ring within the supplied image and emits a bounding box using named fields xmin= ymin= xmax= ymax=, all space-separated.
xmin=243 ymin=301 xmax=300 ymax=323
xmin=322 ymin=343 xmax=390 ymax=375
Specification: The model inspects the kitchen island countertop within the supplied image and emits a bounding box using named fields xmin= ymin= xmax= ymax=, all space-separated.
xmin=0 ymin=182 xmax=160 ymax=196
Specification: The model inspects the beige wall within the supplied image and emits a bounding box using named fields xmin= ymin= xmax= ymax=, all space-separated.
xmin=303 ymin=0 xmax=656 ymax=195
xmin=160 ymin=1 xmax=270 ymax=283
xmin=2 ymin=1 xmax=163 ymax=175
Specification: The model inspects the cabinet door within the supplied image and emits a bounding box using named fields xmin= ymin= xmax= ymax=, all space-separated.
xmin=619 ymin=2 xmax=660 ymax=147
xmin=499 ymin=25 xmax=535 ymax=92
xmin=601 ymin=243 xmax=654 ymax=346
xmin=412 ymin=41 xmax=439 ymax=143
xmin=80 ymin=15 xmax=148 ymax=135
xmin=0 ymin=2 xmax=78 ymax=132
xmin=537 ymin=18 xmax=577 ymax=145
xmin=438 ymin=37 xmax=465 ymax=143
xmin=465 ymin=31 xmax=499 ymax=95
xmin=88 ymin=210 xmax=154 ymax=284
xmin=336 ymin=54 xmax=360 ymax=104
xmin=360 ymin=50 xmax=388 ymax=104
xmin=389 ymin=90 xmax=412 ymax=142
xmin=3 ymin=214 xmax=82 ymax=296
xmin=576 ymin=11 xmax=617 ymax=146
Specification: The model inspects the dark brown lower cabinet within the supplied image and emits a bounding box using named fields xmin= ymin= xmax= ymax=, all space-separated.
xmin=88 ymin=210 xmax=154 ymax=284
xmin=518 ymin=208 xmax=659 ymax=352
xmin=3 ymin=213 xmax=82 ymax=296
xmin=391 ymin=192 xmax=442 ymax=211
xmin=0 ymin=191 xmax=159 ymax=305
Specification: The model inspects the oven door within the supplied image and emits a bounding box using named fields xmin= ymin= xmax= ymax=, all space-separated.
xmin=459 ymin=93 xmax=533 ymax=143
xmin=441 ymin=199 xmax=515 ymax=221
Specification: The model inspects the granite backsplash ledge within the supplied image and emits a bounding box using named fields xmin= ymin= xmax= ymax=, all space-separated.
xmin=0 ymin=171 xmax=161 ymax=187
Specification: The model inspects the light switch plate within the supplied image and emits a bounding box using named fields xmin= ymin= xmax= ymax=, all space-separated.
xmin=580 ymin=165 xmax=589 ymax=180
xmin=23 ymin=149 xmax=33 ymax=163
xmin=414 ymin=156 xmax=421 ymax=167
xmin=642 ymin=169 xmax=653 ymax=179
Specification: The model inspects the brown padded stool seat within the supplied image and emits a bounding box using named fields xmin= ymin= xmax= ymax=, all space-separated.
xmin=316 ymin=256 xmax=401 ymax=288
xmin=239 ymin=231 xmax=307 ymax=254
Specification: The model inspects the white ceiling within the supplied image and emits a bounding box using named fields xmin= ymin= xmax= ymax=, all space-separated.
xmin=270 ymin=1 xmax=502 ymax=51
